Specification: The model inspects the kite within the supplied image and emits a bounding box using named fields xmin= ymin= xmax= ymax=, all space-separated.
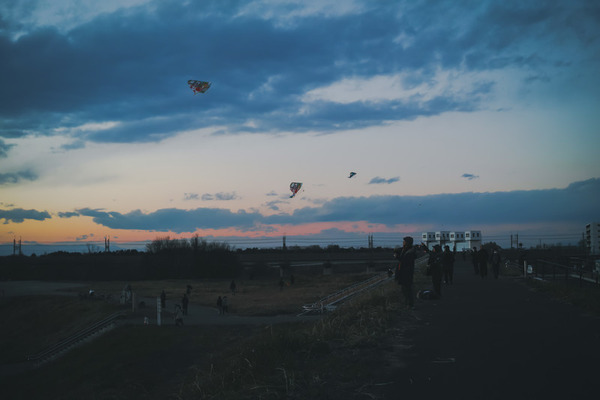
xmin=188 ymin=80 xmax=211 ymax=94
xmin=289 ymin=182 xmax=303 ymax=198
xmin=348 ymin=172 xmax=357 ymax=178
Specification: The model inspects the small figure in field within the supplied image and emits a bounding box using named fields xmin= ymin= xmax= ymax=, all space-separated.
xmin=279 ymin=277 xmax=285 ymax=291
xmin=230 ymin=280 xmax=237 ymax=295
xmin=182 ymin=293 xmax=189 ymax=316
xmin=174 ymin=304 xmax=184 ymax=326
xmin=222 ymin=296 xmax=228 ymax=314
xmin=217 ymin=296 xmax=223 ymax=315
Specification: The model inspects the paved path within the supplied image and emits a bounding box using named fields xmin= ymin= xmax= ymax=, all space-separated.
xmin=380 ymin=260 xmax=600 ymax=399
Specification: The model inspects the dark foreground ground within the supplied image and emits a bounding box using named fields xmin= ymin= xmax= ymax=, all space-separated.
xmin=378 ymin=260 xmax=600 ymax=399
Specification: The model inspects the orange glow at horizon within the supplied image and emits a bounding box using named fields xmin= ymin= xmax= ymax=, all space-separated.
xmin=0 ymin=215 xmax=428 ymax=245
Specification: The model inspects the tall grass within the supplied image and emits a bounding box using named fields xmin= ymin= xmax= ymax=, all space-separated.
xmin=173 ymin=284 xmax=400 ymax=399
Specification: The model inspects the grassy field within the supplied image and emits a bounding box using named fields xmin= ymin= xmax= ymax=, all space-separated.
xmin=6 ymin=263 xmax=596 ymax=399
xmin=1 ymin=270 xmax=417 ymax=399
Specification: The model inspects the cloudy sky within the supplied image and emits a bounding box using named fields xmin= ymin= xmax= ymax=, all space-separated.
xmin=1 ymin=0 xmax=599 ymax=253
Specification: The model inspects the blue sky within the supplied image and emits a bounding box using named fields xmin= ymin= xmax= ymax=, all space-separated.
xmin=1 ymin=0 xmax=599 ymax=252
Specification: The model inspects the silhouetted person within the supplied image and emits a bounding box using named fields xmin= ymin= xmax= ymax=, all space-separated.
xmin=426 ymin=245 xmax=443 ymax=297
xmin=182 ymin=293 xmax=189 ymax=315
xmin=478 ymin=247 xmax=489 ymax=279
xmin=491 ymin=249 xmax=502 ymax=279
xmin=217 ymin=296 xmax=223 ymax=315
xmin=222 ymin=296 xmax=228 ymax=313
xmin=394 ymin=236 xmax=417 ymax=309
xmin=279 ymin=277 xmax=285 ymax=291
xmin=472 ymin=247 xmax=480 ymax=275
xmin=442 ymin=245 xmax=455 ymax=284
xmin=230 ymin=280 xmax=236 ymax=295
xmin=174 ymin=305 xmax=184 ymax=326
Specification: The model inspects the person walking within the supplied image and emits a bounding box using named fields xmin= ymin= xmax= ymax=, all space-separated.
xmin=394 ymin=236 xmax=417 ymax=310
xmin=442 ymin=245 xmax=455 ymax=284
xmin=491 ymin=249 xmax=502 ymax=279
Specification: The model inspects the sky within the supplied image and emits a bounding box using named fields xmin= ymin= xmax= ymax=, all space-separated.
xmin=1 ymin=0 xmax=600 ymax=254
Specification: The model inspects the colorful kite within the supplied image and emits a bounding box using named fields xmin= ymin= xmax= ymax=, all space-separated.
xmin=188 ymin=80 xmax=211 ymax=94
xmin=289 ymin=182 xmax=303 ymax=198
xmin=348 ymin=172 xmax=357 ymax=178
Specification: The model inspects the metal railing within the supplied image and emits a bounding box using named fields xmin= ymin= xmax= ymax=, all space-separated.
xmin=26 ymin=311 xmax=127 ymax=366
xmin=299 ymin=255 xmax=429 ymax=315
xmin=506 ymin=259 xmax=600 ymax=287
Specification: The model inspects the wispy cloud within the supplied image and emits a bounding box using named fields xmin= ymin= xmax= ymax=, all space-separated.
xmin=462 ymin=173 xmax=479 ymax=180
xmin=369 ymin=176 xmax=400 ymax=185
xmin=0 ymin=171 xmax=38 ymax=185
xmin=201 ymin=192 xmax=240 ymax=201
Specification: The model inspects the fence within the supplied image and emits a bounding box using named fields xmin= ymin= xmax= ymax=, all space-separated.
xmin=26 ymin=311 xmax=127 ymax=367
xmin=299 ymin=255 xmax=429 ymax=315
xmin=505 ymin=259 xmax=600 ymax=288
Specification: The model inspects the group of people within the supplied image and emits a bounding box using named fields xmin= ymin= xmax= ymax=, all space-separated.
xmin=158 ymin=287 xmax=193 ymax=326
xmin=393 ymin=236 xmax=502 ymax=309
xmin=472 ymin=247 xmax=502 ymax=279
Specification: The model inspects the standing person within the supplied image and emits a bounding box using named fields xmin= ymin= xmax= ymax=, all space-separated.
xmin=174 ymin=304 xmax=184 ymax=326
xmin=230 ymin=280 xmax=237 ymax=295
xmin=216 ymin=296 xmax=223 ymax=315
xmin=160 ymin=290 xmax=166 ymax=309
xmin=442 ymin=245 xmax=455 ymax=284
xmin=427 ymin=245 xmax=443 ymax=297
xmin=222 ymin=296 xmax=228 ymax=314
xmin=182 ymin=293 xmax=189 ymax=316
xmin=491 ymin=249 xmax=502 ymax=279
xmin=478 ymin=246 xmax=489 ymax=279
xmin=279 ymin=277 xmax=285 ymax=291
xmin=394 ymin=236 xmax=417 ymax=310
xmin=472 ymin=247 xmax=480 ymax=275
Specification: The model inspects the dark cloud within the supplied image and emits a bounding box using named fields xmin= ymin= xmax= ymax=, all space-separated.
xmin=0 ymin=138 xmax=14 ymax=157
xmin=369 ymin=176 xmax=400 ymax=185
xmin=75 ymin=206 xmax=261 ymax=233
xmin=4 ymin=1 xmax=591 ymax=142
xmin=47 ymin=178 xmax=597 ymax=233
xmin=0 ymin=170 xmax=37 ymax=185
xmin=58 ymin=211 xmax=80 ymax=218
xmin=0 ymin=208 xmax=51 ymax=223
xmin=462 ymin=173 xmax=479 ymax=180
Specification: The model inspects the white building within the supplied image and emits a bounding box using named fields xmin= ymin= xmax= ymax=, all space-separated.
xmin=585 ymin=222 xmax=600 ymax=255
xmin=421 ymin=230 xmax=481 ymax=251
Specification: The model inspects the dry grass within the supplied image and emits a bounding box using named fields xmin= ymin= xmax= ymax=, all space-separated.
xmin=79 ymin=272 xmax=376 ymax=316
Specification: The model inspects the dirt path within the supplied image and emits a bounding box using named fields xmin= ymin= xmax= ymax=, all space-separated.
xmin=378 ymin=260 xmax=600 ymax=399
